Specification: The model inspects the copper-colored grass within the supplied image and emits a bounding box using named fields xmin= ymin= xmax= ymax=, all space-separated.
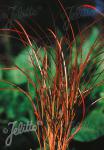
xmin=0 ymin=1 xmax=104 ymax=150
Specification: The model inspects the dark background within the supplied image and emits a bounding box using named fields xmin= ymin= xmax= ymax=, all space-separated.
xmin=0 ymin=0 xmax=104 ymax=150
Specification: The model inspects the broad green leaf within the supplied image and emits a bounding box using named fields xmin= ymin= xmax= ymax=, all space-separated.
xmin=82 ymin=27 xmax=99 ymax=62
xmin=73 ymin=102 xmax=104 ymax=141
xmin=6 ymin=69 xmax=27 ymax=84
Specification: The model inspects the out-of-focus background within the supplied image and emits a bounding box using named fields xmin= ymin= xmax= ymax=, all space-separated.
xmin=0 ymin=0 xmax=104 ymax=150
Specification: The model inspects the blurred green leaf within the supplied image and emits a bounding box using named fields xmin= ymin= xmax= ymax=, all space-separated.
xmin=82 ymin=27 xmax=99 ymax=62
xmin=73 ymin=102 xmax=104 ymax=141
xmin=0 ymin=107 xmax=4 ymax=114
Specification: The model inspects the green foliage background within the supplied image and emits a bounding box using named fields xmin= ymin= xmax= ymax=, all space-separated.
xmin=0 ymin=26 xmax=104 ymax=149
